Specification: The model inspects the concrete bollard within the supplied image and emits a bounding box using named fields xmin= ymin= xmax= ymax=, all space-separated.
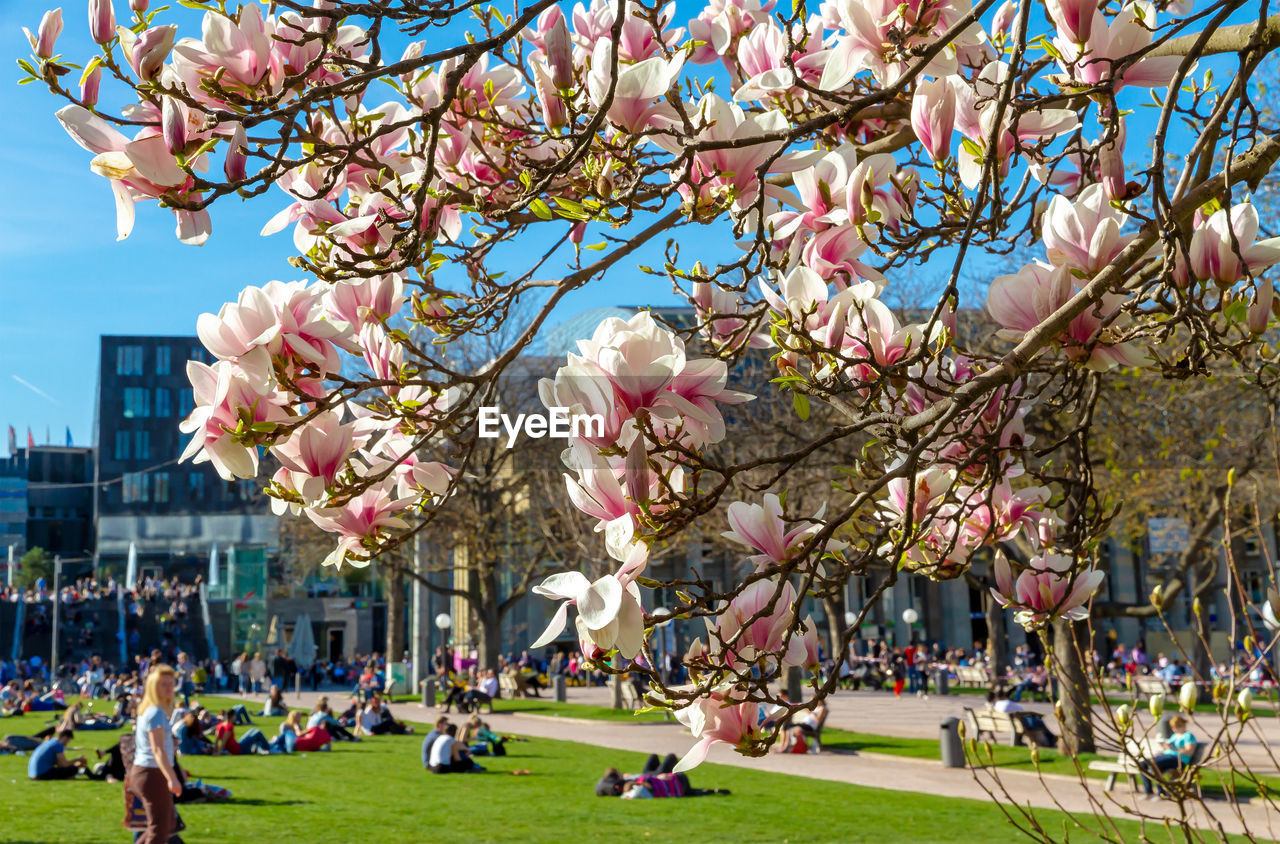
xmin=554 ymin=674 xmax=566 ymax=703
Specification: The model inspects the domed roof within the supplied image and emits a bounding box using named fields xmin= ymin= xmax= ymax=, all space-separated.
xmin=537 ymin=307 xmax=638 ymax=357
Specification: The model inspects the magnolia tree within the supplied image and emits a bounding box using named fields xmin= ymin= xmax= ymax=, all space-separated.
xmin=21 ymin=0 xmax=1280 ymax=831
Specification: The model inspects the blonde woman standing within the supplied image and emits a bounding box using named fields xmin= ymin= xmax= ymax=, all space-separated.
xmin=129 ymin=664 xmax=181 ymax=844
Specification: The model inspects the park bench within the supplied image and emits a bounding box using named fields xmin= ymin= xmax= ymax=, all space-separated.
xmin=1134 ymin=676 xmax=1171 ymax=697
xmin=499 ymin=673 xmax=523 ymax=698
xmin=1088 ymin=742 xmax=1210 ymax=796
xmin=963 ymin=706 xmax=1026 ymax=747
xmin=956 ymin=666 xmax=991 ymax=688
xmin=620 ymin=680 xmax=643 ymax=710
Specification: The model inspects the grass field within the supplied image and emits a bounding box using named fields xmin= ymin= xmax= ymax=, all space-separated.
xmin=0 ymin=695 xmax=1180 ymax=844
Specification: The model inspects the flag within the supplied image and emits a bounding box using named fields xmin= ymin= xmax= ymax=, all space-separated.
xmin=6 ymin=426 xmax=13 ymax=455
xmin=65 ymin=426 xmax=73 ymax=447
xmin=26 ymin=428 xmax=34 ymax=448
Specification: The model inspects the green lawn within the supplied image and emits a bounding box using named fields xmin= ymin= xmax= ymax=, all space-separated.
xmin=821 ymin=727 xmax=1279 ymax=801
xmin=389 ymin=690 xmax=672 ymax=722
xmin=0 ymin=696 xmax=1166 ymax=844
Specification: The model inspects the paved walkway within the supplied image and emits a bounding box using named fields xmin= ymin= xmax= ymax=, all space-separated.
xmin=231 ymin=686 xmax=1279 ymax=838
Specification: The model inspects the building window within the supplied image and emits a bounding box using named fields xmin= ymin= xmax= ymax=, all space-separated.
xmin=135 ymin=430 xmax=150 ymax=461
xmin=155 ymin=387 xmax=171 ymax=418
xmin=188 ymin=472 xmax=204 ymax=500
xmin=156 ymin=346 xmax=171 ymax=375
xmin=115 ymin=430 xmax=130 ymax=460
xmin=116 ymin=345 xmax=143 ymax=375
xmin=153 ymin=472 xmax=170 ymax=504
xmin=122 ymin=472 xmax=149 ymax=503
xmin=236 ymin=478 xmax=257 ymax=501
xmin=123 ymin=387 xmax=150 ymax=419
xmin=189 ymin=346 xmax=209 ymax=365
xmin=178 ymin=388 xmax=194 ymax=419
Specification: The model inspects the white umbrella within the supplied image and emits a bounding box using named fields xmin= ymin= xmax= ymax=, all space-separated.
xmin=209 ymin=542 xmax=220 ymax=587
xmin=266 ymin=615 xmax=280 ymax=647
xmin=125 ymin=542 xmax=137 ymax=591
xmin=289 ymin=613 xmax=317 ymax=666
xmin=6 ymin=545 xmax=13 ymax=589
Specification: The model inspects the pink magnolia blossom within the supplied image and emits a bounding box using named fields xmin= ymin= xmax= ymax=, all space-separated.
xmin=573 ymin=311 xmax=685 ymax=416
xmin=269 ymin=410 xmax=355 ymax=511
xmin=1177 ymin=203 xmax=1280 ymax=288
xmin=586 ymin=42 xmax=683 ymax=133
xmin=911 ymin=77 xmax=956 ymax=163
xmin=1045 ymin=0 xmax=1093 ymax=45
xmin=171 ymin=6 xmax=279 ymax=101
xmin=690 ymin=282 xmax=769 ymax=351
xmin=56 ymin=105 xmax=210 ymax=245
xmin=991 ymin=552 xmax=1105 ymax=629
xmin=178 ymin=360 xmax=289 ymax=481
xmin=687 ymin=0 xmax=775 ymax=64
xmin=530 ymin=561 xmax=646 ymax=660
xmin=986 ymin=259 xmax=1147 ymax=370
xmin=707 ymin=577 xmax=812 ymax=671
xmin=732 ymin=17 xmax=825 ymax=102
xmin=1053 ymin=4 xmax=1184 ymax=91
xmin=952 ymin=64 xmax=1079 ymax=189
xmin=121 ymin=23 xmax=177 ymax=81
xmin=671 ymin=686 xmax=762 ymax=772
xmin=80 ymin=65 xmax=101 ymax=107
xmin=722 ymin=494 xmax=829 ymax=566
xmin=820 ymin=0 xmax=986 ymax=89
xmin=1041 ymin=184 xmax=1135 ymax=275
xmin=305 ymin=485 xmax=417 ymax=569
xmin=325 ymin=274 xmax=406 ymax=330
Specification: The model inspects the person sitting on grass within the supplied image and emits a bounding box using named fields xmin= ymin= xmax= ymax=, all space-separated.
xmin=358 ymin=696 xmax=414 ymax=736
xmin=460 ymin=715 xmax=507 ymax=757
xmin=173 ymin=712 xmax=215 ymax=756
xmin=28 ymin=729 xmax=87 ymax=780
xmin=31 ymin=704 xmax=83 ymax=740
xmin=213 ymin=710 xmax=271 ymax=755
xmin=308 ymin=697 xmax=360 ymax=742
xmin=428 ymin=723 xmax=484 ymax=773
xmin=422 ymin=716 xmax=449 ymax=768
xmin=1140 ymin=715 xmax=1199 ymax=799
xmin=258 ymin=685 xmax=288 ymax=717
xmin=595 ymin=754 xmax=729 ymax=798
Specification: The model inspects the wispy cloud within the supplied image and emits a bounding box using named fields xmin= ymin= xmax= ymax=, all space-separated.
xmin=12 ymin=375 xmax=59 ymax=405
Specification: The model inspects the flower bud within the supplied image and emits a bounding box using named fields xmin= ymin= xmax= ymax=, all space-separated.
xmin=910 ymin=77 xmax=956 ymax=164
xmin=1237 ymin=688 xmax=1253 ymax=719
xmin=991 ymin=0 xmax=1016 ymax=35
xmin=88 ymin=0 xmax=115 ymax=44
xmin=128 ymin=23 xmax=176 ymax=80
xmin=595 ymin=160 xmax=615 ymax=199
xmin=1149 ymin=584 xmax=1164 ymax=610
xmin=544 ymin=13 xmax=573 ymax=89
xmin=161 ymin=96 xmax=187 ymax=154
xmin=129 ymin=0 xmax=148 ymax=11
xmin=1179 ymin=680 xmax=1198 ymax=712
xmin=1114 ymin=703 xmax=1131 ymax=729
xmin=532 ymin=61 xmax=567 ymax=131
xmin=80 ymin=64 xmax=101 ymax=106
xmin=1045 ymin=0 xmax=1093 ymax=45
xmin=224 ymin=123 xmax=247 ymax=182
xmin=1249 ymin=283 xmax=1273 ymax=335
xmin=1149 ymin=693 xmax=1164 ymax=719
xmin=32 ymin=8 xmax=64 ymax=59
xmin=569 ymin=221 xmax=586 ymax=244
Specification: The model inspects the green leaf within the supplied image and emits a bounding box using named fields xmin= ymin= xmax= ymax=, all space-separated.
xmin=793 ymin=392 xmax=810 ymax=421
xmin=529 ymin=198 xmax=553 ymax=220
xmin=584 ymin=242 xmax=608 ymax=251
xmin=80 ymin=55 xmax=102 ymax=85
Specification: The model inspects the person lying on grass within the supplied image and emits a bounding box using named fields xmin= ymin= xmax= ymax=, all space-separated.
xmin=595 ymin=754 xmax=730 ymax=798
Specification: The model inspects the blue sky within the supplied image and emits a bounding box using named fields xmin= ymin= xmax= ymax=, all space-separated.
xmin=0 ymin=1 xmax=1252 ymax=451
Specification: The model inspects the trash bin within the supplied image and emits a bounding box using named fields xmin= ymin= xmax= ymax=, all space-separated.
xmin=940 ymin=717 xmax=965 ymax=768
xmin=422 ymin=677 xmax=436 ymax=708
xmin=934 ymin=668 xmax=949 ymax=696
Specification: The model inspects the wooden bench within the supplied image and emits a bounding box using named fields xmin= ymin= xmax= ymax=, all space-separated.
xmin=1134 ymin=676 xmax=1171 ymax=696
xmin=956 ymin=666 xmax=991 ymax=688
xmin=620 ymin=680 xmax=642 ymax=710
xmin=498 ymin=673 xmax=523 ymax=698
xmin=964 ymin=706 xmax=1025 ymax=746
xmin=1089 ymin=742 xmax=1210 ymax=796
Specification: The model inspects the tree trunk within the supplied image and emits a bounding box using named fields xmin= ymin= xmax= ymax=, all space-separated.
xmin=1051 ymin=617 xmax=1096 ymax=755
xmin=1189 ymin=558 xmax=1216 ymax=683
xmin=986 ymin=593 xmax=1008 ymax=688
xmin=473 ymin=568 xmax=503 ymax=671
xmin=385 ymin=564 xmax=405 ymax=662
xmin=823 ymin=594 xmax=847 ymax=664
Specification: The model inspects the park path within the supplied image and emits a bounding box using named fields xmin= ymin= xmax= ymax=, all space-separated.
xmin=230 ymin=686 xmax=1279 ymax=839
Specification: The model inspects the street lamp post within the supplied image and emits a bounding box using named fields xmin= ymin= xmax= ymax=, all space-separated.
xmin=50 ymin=555 xmax=62 ymax=683
xmin=902 ymin=607 xmax=919 ymax=645
xmin=653 ymin=606 xmax=671 ymax=683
